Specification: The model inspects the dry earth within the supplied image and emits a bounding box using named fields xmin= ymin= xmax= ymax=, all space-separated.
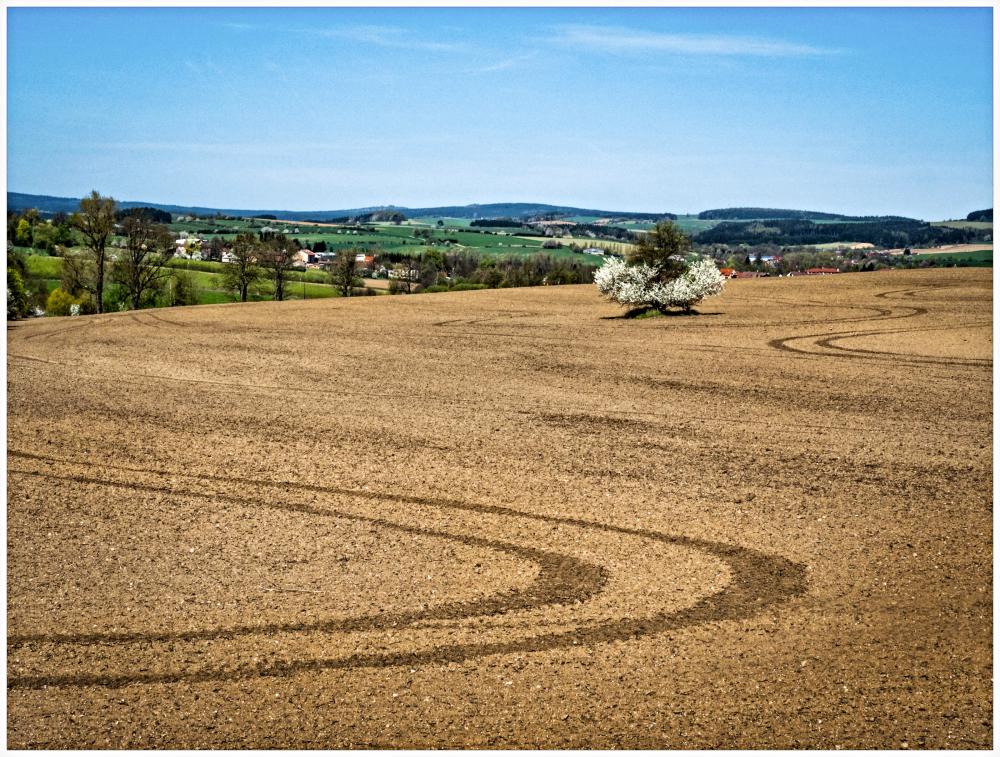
xmin=6 ymin=268 xmax=992 ymax=748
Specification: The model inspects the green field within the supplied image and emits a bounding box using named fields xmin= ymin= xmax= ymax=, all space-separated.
xmin=614 ymin=221 xmax=657 ymax=231
xmin=931 ymin=221 xmax=994 ymax=231
xmin=910 ymin=248 xmax=992 ymax=265
xmin=162 ymin=217 xmax=614 ymax=262
xmin=22 ymin=253 xmax=341 ymax=307
xmin=670 ymin=215 xmax=722 ymax=234
xmin=404 ymin=216 xmax=475 ymax=229
xmin=166 ymin=258 xmax=330 ymax=284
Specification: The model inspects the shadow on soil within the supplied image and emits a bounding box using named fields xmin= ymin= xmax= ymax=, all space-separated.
xmin=601 ymin=308 xmax=725 ymax=320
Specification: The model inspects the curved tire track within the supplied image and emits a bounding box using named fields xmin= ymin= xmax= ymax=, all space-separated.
xmin=767 ymin=285 xmax=990 ymax=368
xmin=7 ymin=451 xmax=806 ymax=690
xmin=770 ymin=320 xmax=990 ymax=369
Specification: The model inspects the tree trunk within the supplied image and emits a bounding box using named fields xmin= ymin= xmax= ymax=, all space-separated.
xmin=95 ymin=250 xmax=105 ymax=314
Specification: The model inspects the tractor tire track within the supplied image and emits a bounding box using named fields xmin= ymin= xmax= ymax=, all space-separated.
xmin=21 ymin=317 xmax=97 ymax=342
xmin=764 ymin=285 xmax=988 ymax=366
xmin=432 ymin=310 xmax=539 ymax=327
xmin=770 ymin=321 xmax=990 ymax=368
xmin=7 ymin=468 xmax=606 ymax=646
xmin=6 ymin=452 xmax=806 ymax=690
xmin=813 ymin=321 xmax=991 ymax=365
xmin=142 ymin=310 xmax=190 ymax=328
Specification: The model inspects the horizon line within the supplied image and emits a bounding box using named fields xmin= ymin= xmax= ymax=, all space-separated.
xmin=8 ymin=190 xmax=989 ymax=222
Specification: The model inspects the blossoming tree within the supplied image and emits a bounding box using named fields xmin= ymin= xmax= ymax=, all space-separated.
xmin=594 ymin=221 xmax=725 ymax=314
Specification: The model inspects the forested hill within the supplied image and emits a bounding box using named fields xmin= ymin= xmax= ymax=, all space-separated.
xmin=6 ymin=192 xmax=387 ymax=220
xmin=967 ymin=208 xmax=992 ymax=222
xmin=9 ymin=192 xmax=990 ymax=247
xmin=389 ymin=203 xmax=676 ymax=220
xmin=698 ymin=207 xmax=917 ymax=222
xmin=6 ymin=193 xmax=675 ymax=222
xmin=695 ymin=218 xmax=987 ymax=247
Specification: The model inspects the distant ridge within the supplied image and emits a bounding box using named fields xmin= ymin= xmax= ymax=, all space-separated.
xmin=6 ymin=193 xmax=676 ymax=222
xmin=698 ymin=207 xmax=918 ymax=222
xmin=13 ymin=192 xmax=981 ymax=227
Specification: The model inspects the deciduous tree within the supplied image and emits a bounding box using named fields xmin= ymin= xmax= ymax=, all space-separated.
xmin=329 ymin=247 xmax=362 ymax=297
xmin=110 ymin=210 xmax=175 ymax=310
xmin=260 ymin=233 xmax=299 ymax=301
xmin=71 ymin=190 xmax=117 ymax=313
xmin=7 ymin=267 xmax=29 ymax=320
xmin=595 ymin=257 xmax=725 ymax=314
xmin=60 ymin=251 xmax=96 ymax=298
xmin=222 ymin=233 xmax=265 ymax=302
xmin=627 ymin=220 xmax=691 ymax=284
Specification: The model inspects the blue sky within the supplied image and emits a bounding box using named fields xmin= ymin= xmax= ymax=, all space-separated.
xmin=6 ymin=6 xmax=993 ymax=218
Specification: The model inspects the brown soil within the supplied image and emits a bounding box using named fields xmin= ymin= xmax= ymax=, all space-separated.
xmin=6 ymin=268 xmax=992 ymax=748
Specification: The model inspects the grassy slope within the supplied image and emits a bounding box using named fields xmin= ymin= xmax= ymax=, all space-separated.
xmin=909 ymin=249 xmax=992 ymax=265
xmin=23 ymin=253 xmax=340 ymax=306
xmin=931 ymin=221 xmax=993 ymax=231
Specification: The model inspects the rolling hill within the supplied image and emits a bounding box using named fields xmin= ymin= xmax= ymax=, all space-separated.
xmin=7 ymin=193 xmax=676 ymax=223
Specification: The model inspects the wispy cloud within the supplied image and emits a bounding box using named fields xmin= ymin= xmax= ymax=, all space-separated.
xmin=550 ymin=25 xmax=842 ymax=57
xmin=311 ymin=25 xmax=470 ymax=53
xmin=219 ymin=21 xmax=471 ymax=54
xmin=470 ymin=52 xmax=537 ymax=74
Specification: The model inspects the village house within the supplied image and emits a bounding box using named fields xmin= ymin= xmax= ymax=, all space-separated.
xmin=354 ymin=253 xmax=376 ymax=273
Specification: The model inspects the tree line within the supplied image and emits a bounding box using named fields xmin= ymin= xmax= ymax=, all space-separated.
xmin=694 ymin=218 xmax=986 ymax=247
xmin=7 ymin=192 xmax=604 ymax=319
xmin=7 ymin=191 xmax=314 ymax=317
xmin=697 ymin=207 xmax=917 ymax=222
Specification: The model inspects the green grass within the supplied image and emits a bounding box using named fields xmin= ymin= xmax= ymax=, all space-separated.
xmin=24 ymin=254 xmax=62 ymax=278
xmin=191 ymin=290 xmax=237 ymax=305
xmin=166 ymin=258 xmax=330 ymax=284
xmin=931 ymin=221 xmax=993 ymax=231
xmin=405 ymin=216 xmax=474 ymax=229
xmin=909 ymin=249 xmax=992 ymax=265
xmin=671 ymin=216 xmax=721 ymax=234
xmin=615 ymin=221 xmax=657 ymax=231
xmin=24 ymin=254 xmax=341 ymax=306
xmin=155 ymin=268 xmax=338 ymax=301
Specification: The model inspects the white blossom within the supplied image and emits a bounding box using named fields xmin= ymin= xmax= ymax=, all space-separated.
xmin=594 ymin=257 xmax=725 ymax=311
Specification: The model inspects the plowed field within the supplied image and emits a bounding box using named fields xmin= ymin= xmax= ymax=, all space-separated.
xmin=6 ymin=268 xmax=992 ymax=748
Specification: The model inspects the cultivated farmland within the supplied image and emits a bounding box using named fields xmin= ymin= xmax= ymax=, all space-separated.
xmin=6 ymin=268 xmax=992 ymax=748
